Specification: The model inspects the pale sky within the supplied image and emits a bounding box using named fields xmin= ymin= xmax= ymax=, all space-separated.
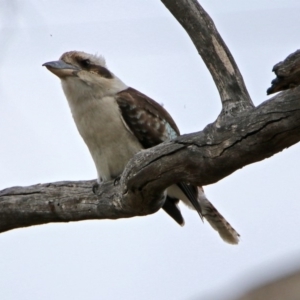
xmin=1 ymin=1 xmax=300 ymax=299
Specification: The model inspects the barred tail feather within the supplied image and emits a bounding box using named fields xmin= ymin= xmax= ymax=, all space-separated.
xmin=166 ymin=184 xmax=240 ymax=244
xmin=198 ymin=187 xmax=240 ymax=244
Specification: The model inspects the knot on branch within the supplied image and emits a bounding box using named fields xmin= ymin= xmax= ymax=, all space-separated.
xmin=216 ymin=98 xmax=253 ymax=123
xmin=267 ymin=49 xmax=300 ymax=95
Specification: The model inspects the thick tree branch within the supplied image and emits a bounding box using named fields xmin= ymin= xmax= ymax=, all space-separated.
xmin=125 ymin=88 xmax=300 ymax=191
xmin=161 ymin=0 xmax=254 ymax=116
xmin=0 ymin=180 xmax=164 ymax=233
xmin=1 ymin=87 xmax=300 ymax=233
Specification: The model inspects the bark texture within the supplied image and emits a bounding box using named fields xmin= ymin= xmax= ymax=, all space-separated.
xmin=161 ymin=0 xmax=254 ymax=117
xmin=267 ymin=49 xmax=300 ymax=95
xmin=1 ymin=0 xmax=300 ymax=233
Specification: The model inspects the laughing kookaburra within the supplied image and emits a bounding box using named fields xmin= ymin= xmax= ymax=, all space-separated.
xmin=43 ymin=51 xmax=239 ymax=244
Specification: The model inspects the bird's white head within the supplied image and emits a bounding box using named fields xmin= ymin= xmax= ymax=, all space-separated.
xmin=43 ymin=51 xmax=128 ymax=105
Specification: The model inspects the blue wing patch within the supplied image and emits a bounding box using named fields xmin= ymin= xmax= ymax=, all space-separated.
xmin=165 ymin=121 xmax=178 ymax=140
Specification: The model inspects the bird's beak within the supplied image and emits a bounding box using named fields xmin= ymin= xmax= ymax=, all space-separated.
xmin=43 ymin=60 xmax=79 ymax=78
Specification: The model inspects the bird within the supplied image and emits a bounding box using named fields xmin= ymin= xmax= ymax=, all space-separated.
xmin=43 ymin=51 xmax=239 ymax=244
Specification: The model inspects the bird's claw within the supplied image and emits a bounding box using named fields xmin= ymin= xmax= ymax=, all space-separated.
xmin=114 ymin=176 xmax=121 ymax=186
xmin=92 ymin=182 xmax=100 ymax=194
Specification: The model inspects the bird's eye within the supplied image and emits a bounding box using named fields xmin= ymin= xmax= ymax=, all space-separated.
xmin=80 ymin=59 xmax=91 ymax=68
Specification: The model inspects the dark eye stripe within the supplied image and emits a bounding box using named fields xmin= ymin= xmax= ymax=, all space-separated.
xmin=81 ymin=59 xmax=91 ymax=68
xmin=76 ymin=57 xmax=90 ymax=69
xmin=93 ymin=65 xmax=113 ymax=79
xmin=76 ymin=57 xmax=113 ymax=79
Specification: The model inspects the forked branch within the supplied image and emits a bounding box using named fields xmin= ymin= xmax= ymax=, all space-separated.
xmin=161 ymin=0 xmax=254 ymax=116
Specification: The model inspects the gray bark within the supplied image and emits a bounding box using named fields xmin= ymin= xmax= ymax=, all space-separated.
xmin=267 ymin=49 xmax=300 ymax=95
xmin=161 ymin=0 xmax=254 ymax=117
xmin=1 ymin=0 xmax=300 ymax=233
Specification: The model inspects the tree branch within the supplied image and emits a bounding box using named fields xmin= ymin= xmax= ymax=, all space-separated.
xmin=267 ymin=49 xmax=300 ymax=95
xmin=1 ymin=86 xmax=300 ymax=233
xmin=161 ymin=0 xmax=254 ymax=116
xmin=0 ymin=180 xmax=165 ymax=233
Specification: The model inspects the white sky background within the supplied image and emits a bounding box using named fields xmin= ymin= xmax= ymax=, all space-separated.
xmin=1 ymin=1 xmax=300 ymax=299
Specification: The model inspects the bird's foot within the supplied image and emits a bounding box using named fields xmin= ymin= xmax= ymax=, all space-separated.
xmin=114 ymin=176 xmax=121 ymax=186
xmin=92 ymin=181 xmax=101 ymax=194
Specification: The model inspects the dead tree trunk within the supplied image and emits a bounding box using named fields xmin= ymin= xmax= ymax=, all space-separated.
xmin=1 ymin=0 xmax=300 ymax=233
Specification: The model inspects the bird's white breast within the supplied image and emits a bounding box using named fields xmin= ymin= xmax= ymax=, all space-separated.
xmin=62 ymin=79 xmax=142 ymax=181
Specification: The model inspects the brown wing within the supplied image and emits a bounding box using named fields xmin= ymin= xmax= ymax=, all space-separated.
xmin=116 ymin=87 xmax=180 ymax=149
xmin=116 ymin=88 xmax=187 ymax=225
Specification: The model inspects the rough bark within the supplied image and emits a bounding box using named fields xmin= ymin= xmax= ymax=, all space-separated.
xmin=267 ymin=49 xmax=300 ymax=95
xmin=161 ymin=0 xmax=254 ymax=117
xmin=1 ymin=0 xmax=300 ymax=233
